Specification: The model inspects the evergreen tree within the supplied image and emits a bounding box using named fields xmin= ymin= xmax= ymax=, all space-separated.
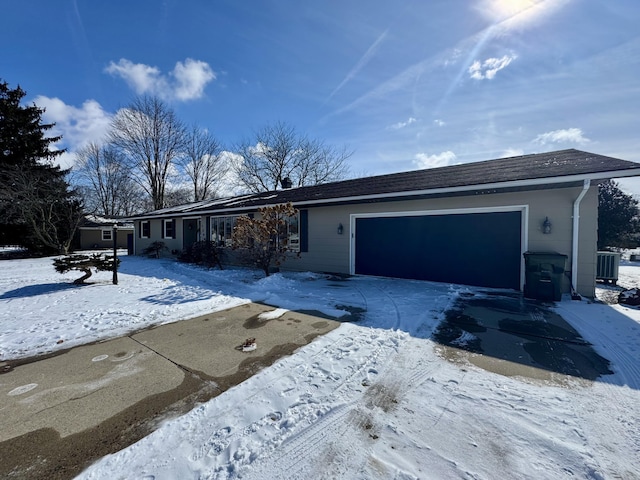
xmin=0 ymin=79 xmax=83 ymax=253
xmin=53 ymin=253 xmax=119 ymax=284
xmin=598 ymin=179 xmax=640 ymax=249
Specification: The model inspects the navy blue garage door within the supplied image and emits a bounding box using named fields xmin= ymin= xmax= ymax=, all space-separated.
xmin=354 ymin=211 xmax=521 ymax=289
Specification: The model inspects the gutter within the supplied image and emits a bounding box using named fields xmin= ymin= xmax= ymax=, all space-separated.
xmin=571 ymin=179 xmax=591 ymax=298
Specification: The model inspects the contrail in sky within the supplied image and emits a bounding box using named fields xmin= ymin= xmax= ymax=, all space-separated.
xmin=326 ymin=29 xmax=389 ymax=103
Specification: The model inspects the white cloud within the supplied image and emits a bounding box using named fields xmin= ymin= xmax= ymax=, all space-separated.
xmin=469 ymin=54 xmax=516 ymax=80
xmin=500 ymin=148 xmax=525 ymax=158
xmin=387 ymin=117 xmax=417 ymax=130
xmin=33 ymin=96 xmax=113 ymax=168
xmin=533 ymin=128 xmax=590 ymax=145
xmin=172 ymin=59 xmax=216 ymax=100
xmin=434 ymin=119 xmax=446 ymax=127
xmin=444 ymin=49 xmax=463 ymax=67
xmin=105 ymin=58 xmax=215 ymax=101
xmin=217 ymin=151 xmax=245 ymax=197
xmin=414 ymin=151 xmax=457 ymax=169
xmin=104 ymin=59 xmax=165 ymax=95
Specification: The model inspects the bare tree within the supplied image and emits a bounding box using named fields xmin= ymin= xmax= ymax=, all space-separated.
xmin=297 ymin=139 xmax=353 ymax=186
xmin=178 ymin=125 xmax=227 ymax=201
xmin=9 ymin=167 xmax=83 ymax=254
xmin=109 ymin=96 xmax=186 ymax=210
xmin=163 ymin=185 xmax=193 ymax=207
xmin=234 ymin=121 xmax=351 ymax=193
xmin=74 ymin=142 xmax=144 ymax=216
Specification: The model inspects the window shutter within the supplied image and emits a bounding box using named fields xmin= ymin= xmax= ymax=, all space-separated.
xmin=172 ymin=219 xmax=176 ymax=239
xmin=138 ymin=221 xmax=141 ymax=238
xmin=300 ymin=209 xmax=308 ymax=253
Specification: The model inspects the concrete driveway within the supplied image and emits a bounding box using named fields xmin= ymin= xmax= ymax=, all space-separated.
xmin=434 ymin=291 xmax=613 ymax=384
xmin=0 ymin=303 xmax=338 ymax=480
xmin=0 ymin=287 xmax=615 ymax=479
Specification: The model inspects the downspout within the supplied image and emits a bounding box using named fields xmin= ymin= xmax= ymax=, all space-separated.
xmin=571 ymin=179 xmax=591 ymax=297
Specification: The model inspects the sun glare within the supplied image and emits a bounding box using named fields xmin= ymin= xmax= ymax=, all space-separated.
xmin=492 ymin=0 xmax=537 ymax=18
xmin=479 ymin=0 xmax=565 ymax=28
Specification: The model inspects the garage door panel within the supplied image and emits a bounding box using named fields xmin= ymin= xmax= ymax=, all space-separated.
xmin=355 ymin=211 xmax=521 ymax=289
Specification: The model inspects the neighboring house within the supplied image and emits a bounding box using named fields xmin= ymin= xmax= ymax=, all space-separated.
xmin=77 ymin=216 xmax=134 ymax=251
xmin=128 ymin=149 xmax=640 ymax=298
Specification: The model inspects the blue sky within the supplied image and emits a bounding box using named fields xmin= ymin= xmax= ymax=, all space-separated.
xmin=2 ymin=0 xmax=640 ymax=194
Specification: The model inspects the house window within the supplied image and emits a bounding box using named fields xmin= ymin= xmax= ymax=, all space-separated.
xmin=101 ymin=229 xmax=112 ymax=241
xmin=210 ymin=216 xmax=238 ymax=246
xmin=141 ymin=221 xmax=150 ymax=238
xmin=163 ymin=219 xmax=176 ymax=239
xmin=211 ymin=213 xmax=299 ymax=250
xmin=271 ymin=212 xmax=300 ymax=252
xmin=286 ymin=213 xmax=300 ymax=252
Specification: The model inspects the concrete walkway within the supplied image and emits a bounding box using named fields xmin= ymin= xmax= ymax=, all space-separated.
xmin=0 ymin=303 xmax=339 ymax=480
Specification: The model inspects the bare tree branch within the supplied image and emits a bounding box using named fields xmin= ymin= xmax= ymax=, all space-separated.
xmin=177 ymin=125 xmax=227 ymax=201
xmin=74 ymin=142 xmax=144 ymax=216
xmin=8 ymin=167 xmax=83 ymax=254
xmin=234 ymin=121 xmax=351 ymax=193
xmin=109 ymin=96 xmax=186 ymax=210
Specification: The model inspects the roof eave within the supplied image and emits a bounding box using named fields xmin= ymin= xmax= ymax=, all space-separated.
xmin=127 ymin=168 xmax=640 ymax=220
xmin=288 ymin=168 xmax=640 ymax=207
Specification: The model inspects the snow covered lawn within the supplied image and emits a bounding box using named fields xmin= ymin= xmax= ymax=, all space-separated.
xmin=1 ymin=254 xmax=640 ymax=479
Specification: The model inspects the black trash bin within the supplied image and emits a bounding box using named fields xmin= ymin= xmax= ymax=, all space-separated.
xmin=523 ymin=252 xmax=567 ymax=301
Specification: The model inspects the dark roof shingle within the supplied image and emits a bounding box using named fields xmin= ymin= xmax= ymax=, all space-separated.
xmin=135 ymin=149 xmax=640 ymax=218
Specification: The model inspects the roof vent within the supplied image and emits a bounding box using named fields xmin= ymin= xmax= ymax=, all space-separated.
xmin=281 ymin=177 xmax=293 ymax=189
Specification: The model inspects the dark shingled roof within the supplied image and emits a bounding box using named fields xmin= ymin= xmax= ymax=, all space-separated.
xmin=134 ymin=149 xmax=640 ymax=219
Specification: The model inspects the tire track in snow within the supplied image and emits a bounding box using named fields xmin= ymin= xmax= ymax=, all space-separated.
xmin=237 ymin=336 xmax=439 ymax=480
xmin=186 ymin=326 xmax=403 ymax=476
xmin=236 ymin=403 xmax=356 ymax=480
xmin=188 ymin=275 xmax=446 ymax=478
xmin=352 ymin=281 xmax=402 ymax=331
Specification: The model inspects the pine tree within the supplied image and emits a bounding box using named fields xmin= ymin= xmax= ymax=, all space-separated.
xmin=598 ymin=180 xmax=640 ymax=249
xmin=0 ymin=79 xmax=83 ymax=253
xmin=53 ymin=253 xmax=120 ymax=284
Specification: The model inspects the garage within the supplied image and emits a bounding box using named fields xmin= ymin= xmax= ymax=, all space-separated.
xmin=353 ymin=210 xmax=522 ymax=289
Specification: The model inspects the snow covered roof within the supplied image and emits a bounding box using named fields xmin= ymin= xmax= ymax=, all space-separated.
xmin=79 ymin=216 xmax=134 ymax=229
xmin=130 ymin=149 xmax=640 ymax=220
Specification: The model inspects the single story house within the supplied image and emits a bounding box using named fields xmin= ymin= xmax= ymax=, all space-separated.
xmin=129 ymin=149 xmax=640 ymax=299
xmin=77 ymin=216 xmax=134 ymax=251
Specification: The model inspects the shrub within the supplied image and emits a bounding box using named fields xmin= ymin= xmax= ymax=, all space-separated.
xmin=232 ymin=203 xmax=300 ymax=276
xmin=178 ymin=241 xmax=223 ymax=269
xmin=53 ymin=253 xmax=119 ymax=284
xmin=142 ymin=241 xmax=167 ymax=258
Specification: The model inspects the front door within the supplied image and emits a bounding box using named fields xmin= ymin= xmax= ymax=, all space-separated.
xmin=183 ymin=219 xmax=199 ymax=250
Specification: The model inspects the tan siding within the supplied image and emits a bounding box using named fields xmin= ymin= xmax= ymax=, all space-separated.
xmin=79 ymin=230 xmax=104 ymax=250
xmin=135 ymin=184 xmax=600 ymax=297
xmin=283 ymin=185 xmax=599 ymax=297
xmin=136 ymin=219 xmax=175 ymax=256
xmin=79 ymin=228 xmax=132 ymax=250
